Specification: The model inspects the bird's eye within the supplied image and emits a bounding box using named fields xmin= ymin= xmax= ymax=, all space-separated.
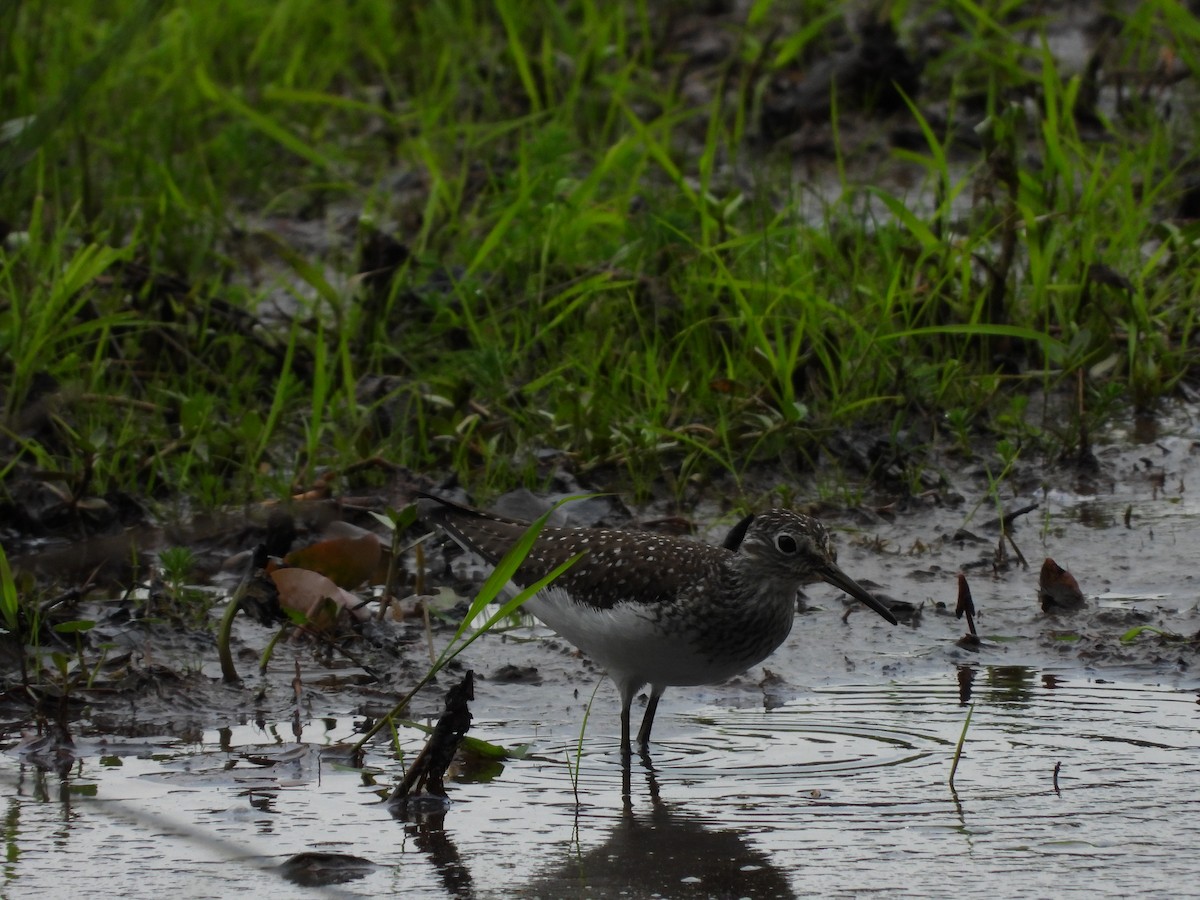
xmin=776 ymin=534 xmax=798 ymax=554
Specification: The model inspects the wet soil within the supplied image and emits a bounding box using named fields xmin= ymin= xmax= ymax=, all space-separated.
xmin=6 ymin=405 xmax=1198 ymax=732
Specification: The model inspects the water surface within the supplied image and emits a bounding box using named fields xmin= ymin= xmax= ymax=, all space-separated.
xmin=4 ymin=670 xmax=1198 ymax=898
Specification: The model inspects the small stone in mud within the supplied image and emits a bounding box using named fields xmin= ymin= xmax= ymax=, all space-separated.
xmin=488 ymin=664 xmax=542 ymax=684
xmin=955 ymin=633 xmax=982 ymax=650
xmin=1038 ymin=558 xmax=1087 ymax=613
xmin=760 ymin=668 xmax=790 ymax=710
xmin=948 ymin=528 xmax=987 ymax=545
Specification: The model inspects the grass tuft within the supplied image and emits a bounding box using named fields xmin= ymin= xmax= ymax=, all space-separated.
xmin=2 ymin=1 xmax=1198 ymax=516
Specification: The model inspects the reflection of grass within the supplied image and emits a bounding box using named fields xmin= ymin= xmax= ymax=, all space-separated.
xmin=3 ymin=2 xmax=1198 ymax=513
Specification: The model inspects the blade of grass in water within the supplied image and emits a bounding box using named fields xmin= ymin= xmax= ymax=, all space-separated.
xmin=351 ymin=496 xmax=588 ymax=753
xmin=949 ymin=703 xmax=975 ymax=788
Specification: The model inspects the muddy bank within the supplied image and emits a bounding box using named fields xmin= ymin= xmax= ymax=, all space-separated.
xmin=3 ymin=407 xmax=1196 ymax=748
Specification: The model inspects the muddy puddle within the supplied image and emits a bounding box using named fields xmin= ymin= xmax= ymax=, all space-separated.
xmin=2 ymin=413 xmax=1199 ymax=898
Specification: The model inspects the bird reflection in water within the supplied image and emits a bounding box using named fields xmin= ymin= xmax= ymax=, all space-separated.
xmin=394 ymin=756 xmax=795 ymax=899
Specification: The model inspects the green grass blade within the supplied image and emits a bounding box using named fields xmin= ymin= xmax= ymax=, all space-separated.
xmin=193 ymin=65 xmax=338 ymax=172
xmin=0 ymin=544 xmax=19 ymax=634
xmin=0 ymin=0 xmax=168 ymax=182
xmin=352 ymin=495 xmax=589 ymax=753
xmin=949 ymin=702 xmax=975 ymax=788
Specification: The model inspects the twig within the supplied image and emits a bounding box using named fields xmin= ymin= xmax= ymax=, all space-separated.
xmin=217 ymin=545 xmax=267 ymax=683
xmin=418 ymin=543 xmax=435 ymax=664
xmin=1001 ymin=503 xmax=1039 ymax=529
xmin=1003 ymin=527 xmax=1028 ymax=569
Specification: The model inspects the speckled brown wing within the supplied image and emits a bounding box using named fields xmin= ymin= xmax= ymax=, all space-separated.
xmin=418 ymin=493 xmax=537 ymax=563
xmin=420 ymin=493 xmax=729 ymax=610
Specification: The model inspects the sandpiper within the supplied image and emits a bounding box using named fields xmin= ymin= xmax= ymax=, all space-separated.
xmin=420 ymin=493 xmax=897 ymax=758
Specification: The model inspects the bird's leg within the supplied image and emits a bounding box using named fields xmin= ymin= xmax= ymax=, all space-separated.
xmin=620 ymin=693 xmax=633 ymax=762
xmin=636 ymin=686 xmax=665 ymax=750
xmin=618 ymin=679 xmax=646 ymax=763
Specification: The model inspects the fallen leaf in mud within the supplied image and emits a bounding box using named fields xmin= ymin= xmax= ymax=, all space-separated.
xmin=383 ymin=593 xmax=427 ymax=621
xmin=955 ymin=572 xmax=978 ymax=640
xmin=1119 ymin=624 xmax=1193 ymax=645
xmin=283 ymin=530 xmax=382 ymax=589
xmin=290 ymin=469 xmax=337 ymax=502
xmin=1038 ymin=558 xmax=1087 ymax=613
xmin=269 ymin=567 xmax=368 ymax=628
xmin=419 ymin=585 xmax=470 ymax=622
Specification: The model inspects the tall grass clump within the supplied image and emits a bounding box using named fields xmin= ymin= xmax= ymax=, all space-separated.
xmin=1 ymin=1 xmax=1198 ymax=520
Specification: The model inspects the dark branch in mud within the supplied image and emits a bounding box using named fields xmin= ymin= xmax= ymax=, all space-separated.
xmin=389 ymin=671 xmax=475 ymax=809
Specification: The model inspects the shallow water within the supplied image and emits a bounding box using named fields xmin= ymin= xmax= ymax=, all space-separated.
xmin=3 ymin=670 xmax=1198 ymax=899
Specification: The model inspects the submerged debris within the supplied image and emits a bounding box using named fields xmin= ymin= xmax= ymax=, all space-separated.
xmin=389 ymin=671 xmax=475 ymax=813
xmin=13 ymin=725 xmax=78 ymax=776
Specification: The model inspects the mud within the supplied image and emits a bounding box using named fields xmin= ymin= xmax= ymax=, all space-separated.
xmin=5 ymin=404 xmax=1198 ymax=738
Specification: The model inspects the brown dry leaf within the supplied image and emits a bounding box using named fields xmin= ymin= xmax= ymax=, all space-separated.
xmin=283 ymin=531 xmax=381 ymax=589
xmin=1038 ymin=558 xmax=1086 ymax=613
xmin=955 ymin=571 xmax=975 ymax=620
xmin=270 ymin=567 xmax=367 ymax=628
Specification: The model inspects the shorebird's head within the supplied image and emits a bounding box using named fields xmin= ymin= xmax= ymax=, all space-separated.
xmin=725 ymin=509 xmax=897 ymax=625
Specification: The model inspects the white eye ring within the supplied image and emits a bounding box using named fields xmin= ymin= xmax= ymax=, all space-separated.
xmin=776 ymin=534 xmax=798 ymax=554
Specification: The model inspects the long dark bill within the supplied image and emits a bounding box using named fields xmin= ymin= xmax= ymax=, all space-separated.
xmin=819 ymin=562 xmax=898 ymax=625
